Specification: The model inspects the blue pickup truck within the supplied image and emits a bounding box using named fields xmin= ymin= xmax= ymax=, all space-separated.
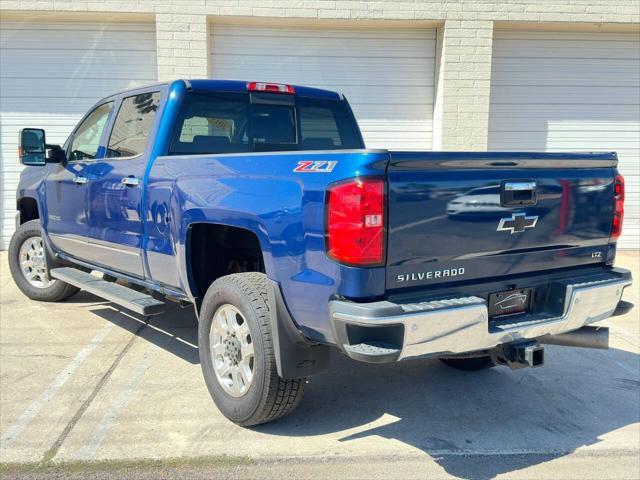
xmin=9 ymin=79 xmax=633 ymax=426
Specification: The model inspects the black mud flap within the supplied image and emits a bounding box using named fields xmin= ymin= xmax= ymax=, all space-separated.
xmin=267 ymin=279 xmax=331 ymax=379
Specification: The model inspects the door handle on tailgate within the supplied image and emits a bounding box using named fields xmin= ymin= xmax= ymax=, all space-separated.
xmin=121 ymin=176 xmax=140 ymax=187
xmin=72 ymin=176 xmax=88 ymax=185
xmin=504 ymin=181 xmax=537 ymax=192
xmin=501 ymin=181 xmax=537 ymax=206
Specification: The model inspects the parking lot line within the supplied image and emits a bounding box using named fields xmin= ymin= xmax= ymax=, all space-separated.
xmin=0 ymin=322 xmax=114 ymax=451
xmin=77 ymin=346 xmax=153 ymax=460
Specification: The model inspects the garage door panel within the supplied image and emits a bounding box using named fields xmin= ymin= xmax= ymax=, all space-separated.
xmin=490 ymin=86 xmax=639 ymax=105
xmin=211 ymin=24 xmax=435 ymax=151
xmin=0 ymin=81 xmax=150 ymax=101
xmin=0 ymin=20 xmax=157 ymax=249
xmin=489 ymin=121 xmax=640 ymax=132
xmin=0 ymin=25 xmax=158 ymax=37
xmin=489 ymin=103 xmax=640 ymax=116
xmin=213 ymin=62 xmax=433 ymax=86
xmin=489 ymin=30 xmax=640 ymax=249
xmin=214 ymin=41 xmax=432 ymax=58
xmin=490 ymin=130 xmax=639 ymax=141
xmin=0 ymin=99 xmax=111 ymax=113
xmin=1 ymin=54 xmax=158 ymax=76
xmin=1 ymin=78 xmax=158 ymax=99
xmin=1 ymin=24 xmax=156 ymax=49
xmin=1 ymin=20 xmax=155 ymax=31
xmin=1 ymin=36 xmax=156 ymax=51
xmin=213 ymin=25 xmax=436 ymax=43
xmin=493 ymin=57 xmax=639 ymax=68
xmin=214 ymin=25 xmax=436 ymax=40
xmin=493 ymin=44 xmax=640 ymax=59
xmin=490 ymin=139 xmax=639 ymax=150
xmin=492 ymin=31 xmax=640 ymax=58
xmin=214 ymin=60 xmax=432 ymax=84
xmin=492 ymin=66 xmax=640 ymax=87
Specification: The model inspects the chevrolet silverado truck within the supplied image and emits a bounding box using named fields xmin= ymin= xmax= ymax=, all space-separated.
xmin=9 ymin=80 xmax=633 ymax=426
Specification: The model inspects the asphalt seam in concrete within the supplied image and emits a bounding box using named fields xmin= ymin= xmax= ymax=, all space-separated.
xmin=40 ymin=315 xmax=148 ymax=464
xmin=77 ymin=345 xmax=153 ymax=460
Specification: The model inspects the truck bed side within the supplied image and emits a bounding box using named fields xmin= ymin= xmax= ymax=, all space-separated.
xmin=145 ymin=149 xmax=389 ymax=342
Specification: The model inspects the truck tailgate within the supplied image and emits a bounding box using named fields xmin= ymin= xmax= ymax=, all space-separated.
xmin=386 ymin=152 xmax=617 ymax=291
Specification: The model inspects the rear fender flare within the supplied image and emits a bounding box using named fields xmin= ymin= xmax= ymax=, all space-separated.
xmin=179 ymin=212 xmax=274 ymax=300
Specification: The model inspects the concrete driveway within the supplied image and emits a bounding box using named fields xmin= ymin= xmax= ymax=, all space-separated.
xmin=1 ymin=251 xmax=638 ymax=479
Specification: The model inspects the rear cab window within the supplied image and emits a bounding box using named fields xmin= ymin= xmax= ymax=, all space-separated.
xmin=169 ymin=91 xmax=363 ymax=155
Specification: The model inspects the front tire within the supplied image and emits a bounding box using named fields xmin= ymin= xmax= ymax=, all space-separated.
xmin=198 ymin=273 xmax=305 ymax=426
xmin=8 ymin=220 xmax=79 ymax=302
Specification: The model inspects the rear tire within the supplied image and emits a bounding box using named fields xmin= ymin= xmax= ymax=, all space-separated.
xmin=440 ymin=356 xmax=493 ymax=371
xmin=8 ymin=220 xmax=79 ymax=302
xmin=198 ymin=272 xmax=305 ymax=426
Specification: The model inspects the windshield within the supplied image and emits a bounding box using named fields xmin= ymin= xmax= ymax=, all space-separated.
xmin=169 ymin=92 xmax=364 ymax=155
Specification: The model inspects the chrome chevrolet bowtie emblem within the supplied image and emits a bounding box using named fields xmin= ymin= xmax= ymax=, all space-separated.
xmin=497 ymin=213 xmax=538 ymax=234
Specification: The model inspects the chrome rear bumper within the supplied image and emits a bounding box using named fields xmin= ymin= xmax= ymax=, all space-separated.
xmin=329 ymin=269 xmax=632 ymax=363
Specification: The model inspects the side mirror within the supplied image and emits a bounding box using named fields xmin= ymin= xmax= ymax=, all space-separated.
xmin=19 ymin=128 xmax=47 ymax=166
xmin=18 ymin=128 xmax=64 ymax=165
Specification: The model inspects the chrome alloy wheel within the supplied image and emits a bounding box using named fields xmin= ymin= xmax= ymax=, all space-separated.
xmin=210 ymin=304 xmax=255 ymax=397
xmin=18 ymin=236 xmax=55 ymax=289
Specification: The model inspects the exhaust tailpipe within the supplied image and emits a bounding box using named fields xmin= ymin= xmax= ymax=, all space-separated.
xmin=538 ymin=326 xmax=609 ymax=350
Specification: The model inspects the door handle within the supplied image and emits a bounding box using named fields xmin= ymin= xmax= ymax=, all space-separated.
xmin=504 ymin=181 xmax=537 ymax=192
xmin=72 ymin=176 xmax=88 ymax=185
xmin=121 ymin=176 xmax=141 ymax=187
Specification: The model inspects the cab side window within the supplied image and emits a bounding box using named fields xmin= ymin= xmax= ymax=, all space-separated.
xmin=106 ymin=92 xmax=161 ymax=158
xmin=68 ymin=102 xmax=113 ymax=161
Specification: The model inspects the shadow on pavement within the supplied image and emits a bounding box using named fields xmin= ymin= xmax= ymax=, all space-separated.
xmin=89 ymin=302 xmax=199 ymax=364
xmin=266 ymin=347 xmax=640 ymax=479
xmin=87 ymin=301 xmax=639 ymax=480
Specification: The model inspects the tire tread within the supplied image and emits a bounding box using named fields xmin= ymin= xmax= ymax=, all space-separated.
xmin=8 ymin=220 xmax=79 ymax=302
xmin=201 ymin=272 xmax=305 ymax=426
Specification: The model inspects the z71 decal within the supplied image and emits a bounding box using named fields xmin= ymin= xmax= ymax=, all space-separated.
xmin=293 ymin=161 xmax=337 ymax=173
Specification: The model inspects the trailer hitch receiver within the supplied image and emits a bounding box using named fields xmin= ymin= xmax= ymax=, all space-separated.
xmin=493 ymin=341 xmax=544 ymax=370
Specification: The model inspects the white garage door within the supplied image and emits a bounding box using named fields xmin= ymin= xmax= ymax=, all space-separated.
xmin=211 ymin=24 xmax=435 ymax=150
xmin=489 ymin=30 xmax=640 ymax=249
xmin=0 ymin=20 xmax=158 ymax=249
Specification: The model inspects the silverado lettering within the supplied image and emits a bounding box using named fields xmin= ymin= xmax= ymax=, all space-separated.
xmin=396 ymin=268 xmax=465 ymax=283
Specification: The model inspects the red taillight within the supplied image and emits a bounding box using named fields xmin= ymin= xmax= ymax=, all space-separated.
xmin=611 ymin=174 xmax=625 ymax=240
xmin=326 ymin=177 xmax=385 ymax=266
xmin=247 ymin=82 xmax=295 ymax=94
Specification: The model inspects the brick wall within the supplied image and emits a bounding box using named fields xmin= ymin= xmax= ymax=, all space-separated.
xmin=156 ymin=12 xmax=209 ymax=79
xmin=433 ymin=19 xmax=494 ymax=150
xmin=1 ymin=0 xmax=639 ymax=149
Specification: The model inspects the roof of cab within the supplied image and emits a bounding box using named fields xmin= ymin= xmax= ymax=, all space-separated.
xmin=182 ymin=79 xmax=342 ymax=100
